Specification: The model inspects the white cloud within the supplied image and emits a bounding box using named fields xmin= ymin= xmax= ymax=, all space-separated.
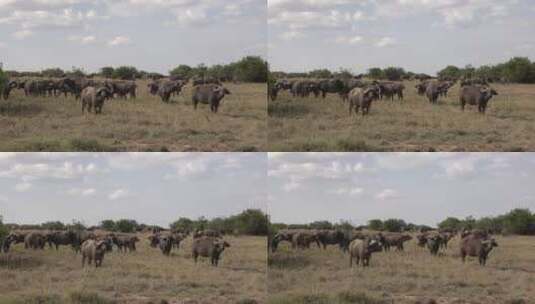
xmin=15 ymin=182 xmax=32 ymax=192
xmin=332 ymin=186 xmax=364 ymax=196
xmin=12 ymin=29 xmax=33 ymax=39
xmin=67 ymin=187 xmax=96 ymax=196
xmin=376 ymin=189 xmax=401 ymax=201
xmin=375 ymin=36 xmax=396 ymax=48
xmin=108 ymin=188 xmax=129 ymax=200
xmin=108 ymin=36 xmax=131 ymax=46
xmin=280 ymin=30 xmax=304 ymax=40
xmin=335 ymin=35 xmax=363 ymax=45
xmin=0 ymin=161 xmax=98 ymax=181
xmin=444 ymin=160 xmax=475 ymax=178
xmin=283 ymin=179 xmax=301 ymax=192
xmin=68 ymin=35 xmax=96 ymax=44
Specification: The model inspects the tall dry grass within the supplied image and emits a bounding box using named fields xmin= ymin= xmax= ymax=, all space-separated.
xmin=0 ymin=234 xmax=267 ymax=304
xmin=268 ymin=235 xmax=535 ymax=304
xmin=268 ymin=82 xmax=535 ymax=152
xmin=0 ymin=81 xmax=267 ymax=152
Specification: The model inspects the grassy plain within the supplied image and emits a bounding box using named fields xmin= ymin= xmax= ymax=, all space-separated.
xmin=0 ymin=81 xmax=267 ymax=152
xmin=268 ymin=235 xmax=535 ymax=304
xmin=0 ymin=234 xmax=267 ymax=304
xmin=268 ymin=82 xmax=535 ymax=152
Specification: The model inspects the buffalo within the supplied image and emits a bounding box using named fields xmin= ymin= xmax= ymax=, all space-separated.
xmin=192 ymin=84 xmax=231 ymax=113
xmin=459 ymin=85 xmax=498 ymax=113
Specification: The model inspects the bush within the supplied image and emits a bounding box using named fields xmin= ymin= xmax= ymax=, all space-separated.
xmin=382 ymin=218 xmax=407 ymax=232
xmin=0 ymin=67 xmax=7 ymax=93
xmin=233 ymin=56 xmax=268 ymax=83
xmin=112 ymin=66 xmax=138 ymax=80
xmin=100 ymin=67 xmax=114 ymax=78
xmin=115 ymin=219 xmax=138 ymax=233
xmin=0 ymin=215 xmax=9 ymax=245
xmin=41 ymin=68 xmax=65 ymax=78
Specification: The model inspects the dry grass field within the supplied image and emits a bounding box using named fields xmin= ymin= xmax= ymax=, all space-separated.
xmin=0 ymin=81 xmax=267 ymax=152
xmin=268 ymin=235 xmax=535 ymax=304
xmin=0 ymin=234 xmax=267 ymax=304
xmin=268 ymin=81 xmax=535 ymax=152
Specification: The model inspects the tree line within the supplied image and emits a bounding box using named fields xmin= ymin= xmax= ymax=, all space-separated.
xmin=270 ymin=208 xmax=535 ymax=235
xmin=0 ymin=209 xmax=268 ymax=239
xmin=271 ymin=57 xmax=535 ymax=83
xmin=1 ymin=56 xmax=268 ymax=83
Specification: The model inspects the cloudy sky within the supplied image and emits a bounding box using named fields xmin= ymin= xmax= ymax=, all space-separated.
xmin=268 ymin=0 xmax=535 ymax=74
xmin=0 ymin=0 xmax=266 ymax=73
xmin=268 ymin=153 xmax=535 ymax=226
xmin=0 ymin=153 xmax=266 ymax=227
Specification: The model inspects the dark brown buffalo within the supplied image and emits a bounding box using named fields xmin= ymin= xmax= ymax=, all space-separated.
xmin=460 ymin=235 xmax=498 ymax=266
xmin=349 ymin=238 xmax=383 ymax=267
xmin=192 ymin=236 xmax=230 ymax=266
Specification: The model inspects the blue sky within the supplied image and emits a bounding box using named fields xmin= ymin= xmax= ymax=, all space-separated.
xmin=268 ymin=0 xmax=535 ymax=74
xmin=268 ymin=153 xmax=535 ymax=226
xmin=0 ymin=153 xmax=267 ymax=227
xmin=0 ymin=0 xmax=266 ymax=73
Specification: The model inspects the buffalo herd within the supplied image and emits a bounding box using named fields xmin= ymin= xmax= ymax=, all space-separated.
xmin=270 ymin=228 xmax=499 ymax=267
xmin=270 ymin=77 xmax=499 ymax=115
xmin=0 ymin=228 xmax=231 ymax=268
xmin=0 ymin=76 xmax=232 ymax=115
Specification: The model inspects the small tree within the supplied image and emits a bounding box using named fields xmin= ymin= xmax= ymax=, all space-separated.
xmin=41 ymin=68 xmax=65 ymax=78
xmin=41 ymin=221 xmax=65 ymax=231
xmin=502 ymin=208 xmax=534 ymax=235
xmin=0 ymin=215 xmax=9 ymax=246
xmin=0 ymin=67 xmax=8 ymax=93
xmin=438 ymin=65 xmax=462 ymax=80
xmin=101 ymin=67 xmax=115 ymax=79
xmin=368 ymin=219 xmax=383 ymax=231
xmin=382 ymin=67 xmax=405 ymax=81
xmin=438 ymin=217 xmax=462 ymax=231
xmin=309 ymin=220 xmax=333 ymax=230
xmin=367 ymin=68 xmax=383 ymax=79
xmin=383 ymin=218 xmax=407 ymax=232
xmin=169 ymin=65 xmax=193 ymax=79
xmin=112 ymin=66 xmax=138 ymax=80
xmin=115 ymin=219 xmax=138 ymax=233
xmin=233 ymin=56 xmax=268 ymax=83
xmin=100 ymin=220 xmax=116 ymax=231
xmin=309 ymin=69 xmax=332 ymax=79
xmin=170 ymin=217 xmax=195 ymax=232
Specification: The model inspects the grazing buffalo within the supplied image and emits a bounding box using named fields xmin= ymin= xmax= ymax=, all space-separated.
xmin=316 ymin=230 xmax=346 ymax=250
xmin=292 ymin=231 xmax=320 ymax=249
xmin=192 ymin=84 xmax=231 ymax=113
xmin=318 ymin=79 xmax=346 ymax=98
xmin=426 ymin=234 xmax=443 ymax=255
xmin=383 ymin=233 xmax=412 ymax=251
xmin=349 ymin=238 xmax=383 ymax=267
xmin=24 ymin=232 xmax=46 ymax=250
xmin=47 ymin=231 xmax=78 ymax=250
xmin=192 ymin=237 xmax=230 ymax=266
xmin=2 ymin=80 xmax=18 ymax=100
xmin=81 ymin=239 xmax=107 ymax=268
xmin=271 ymin=229 xmax=297 ymax=252
xmin=425 ymin=81 xmax=442 ymax=104
xmin=81 ymin=86 xmax=113 ymax=114
xmin=460 ymin=235 xmax=498 ymax=266
xmin=348 ymin=86 xmax=380 ymax=116
xmin=111 ymin=234 xmax=139 ymax=253
xmin=157 ymin=80 xmax=185 ymax=103
xmin=378 ymin=82 xmax=405 ymax=101
xmin=459 ymin=86 xmax=498 ymax=113
xmin=2 ymin=231 xmax=29 ymax=252
xmin=159 ymin=234 xmax=174 ymax=256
